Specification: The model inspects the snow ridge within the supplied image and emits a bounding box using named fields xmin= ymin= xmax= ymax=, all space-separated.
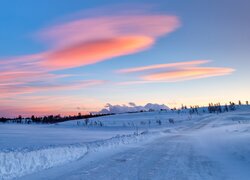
xmin=0 ymin=132 xmax=154 ymax=179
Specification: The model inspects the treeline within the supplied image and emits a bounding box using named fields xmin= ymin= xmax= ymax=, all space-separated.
xmin=185 ymin=100 xmax=248 ymax=115
xmin=207 ymin=100 xmax=249 ymax=114
xmin=0 ymin=113 xmax=114 ymax=124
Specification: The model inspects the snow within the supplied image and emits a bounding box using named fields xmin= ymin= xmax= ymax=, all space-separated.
xmin=1 ymin=106 xmax=250 ymax=179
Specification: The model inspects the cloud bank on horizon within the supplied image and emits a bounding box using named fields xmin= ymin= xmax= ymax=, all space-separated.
xmin=98 ymin=103 xmax=169 ymax=114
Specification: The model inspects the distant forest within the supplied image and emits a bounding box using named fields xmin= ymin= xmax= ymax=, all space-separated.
xmin=0 ymin=113 xmax=114 ymax=124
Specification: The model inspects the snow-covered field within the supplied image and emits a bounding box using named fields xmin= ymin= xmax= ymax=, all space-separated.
xmin=1 ymin=107 xmax=250 ymax=179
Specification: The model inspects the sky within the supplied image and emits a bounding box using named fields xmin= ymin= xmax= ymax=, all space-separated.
xmin=0 ymin=0 xmax=250 ymax=117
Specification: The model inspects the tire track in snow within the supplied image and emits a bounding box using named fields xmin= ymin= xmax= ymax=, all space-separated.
xmin=49 ymin=135 xmax=226 ymax=180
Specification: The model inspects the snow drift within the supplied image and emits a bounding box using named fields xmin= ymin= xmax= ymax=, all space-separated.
xmin=0 ymin=131 xmax=156 ymax=179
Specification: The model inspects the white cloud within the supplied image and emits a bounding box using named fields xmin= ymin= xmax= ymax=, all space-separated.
xmin=98 ymin=102 xmax=169 ymax=114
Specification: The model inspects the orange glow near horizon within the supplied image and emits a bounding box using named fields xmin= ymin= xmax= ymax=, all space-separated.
xmin=0 ymin=95 xmax=103 ymax=118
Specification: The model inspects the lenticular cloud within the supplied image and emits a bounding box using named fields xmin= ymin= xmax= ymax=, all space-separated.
xmin=37 ymin=14 xmax=180 ymax=70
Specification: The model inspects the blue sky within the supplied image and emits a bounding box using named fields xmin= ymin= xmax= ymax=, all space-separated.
xmin=0 ymin=0 xmax=249 ymax=117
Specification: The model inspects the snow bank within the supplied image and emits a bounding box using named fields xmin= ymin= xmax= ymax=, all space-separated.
xmin=0 ymin=145 xmax=88 ymax=179
xmin=0 ymin=131 xmax=155 ymax=179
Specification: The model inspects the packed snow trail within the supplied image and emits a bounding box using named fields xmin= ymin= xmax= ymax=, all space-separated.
xmin=61 ymin=135 xmax=225 ymax=180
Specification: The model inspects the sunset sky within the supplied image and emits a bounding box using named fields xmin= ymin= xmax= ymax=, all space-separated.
xmin=0 ymin=0 xmax=249 ymax=117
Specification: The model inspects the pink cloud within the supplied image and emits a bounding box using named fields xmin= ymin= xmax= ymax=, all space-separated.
xmin=35 ymin=14 xmax=179 ymax=70
xmin=41 ymin=36 xmax=154 ymax=69
xmin=117 ymin=60 xmax=210 ymax=73
xmin=142 ymin=67 xmax=235 ymax=82
xmin=117 ymin=60 xmax=235 ymax=84
xmin=0 ymin=13 xmax=179 ymax=71
xmin=0 ymin=80 xmax=105 ymax=98
xmin=0 ymin=71 xmax=55 ymax=83
xmin=39 ymin=15 xmax=180 ymax=48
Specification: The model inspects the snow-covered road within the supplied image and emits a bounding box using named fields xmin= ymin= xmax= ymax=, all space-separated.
xmin=61 ymin=136 xmax=224 ymax=180
xmin=19 ymin=112 xmax=250 ymax=180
